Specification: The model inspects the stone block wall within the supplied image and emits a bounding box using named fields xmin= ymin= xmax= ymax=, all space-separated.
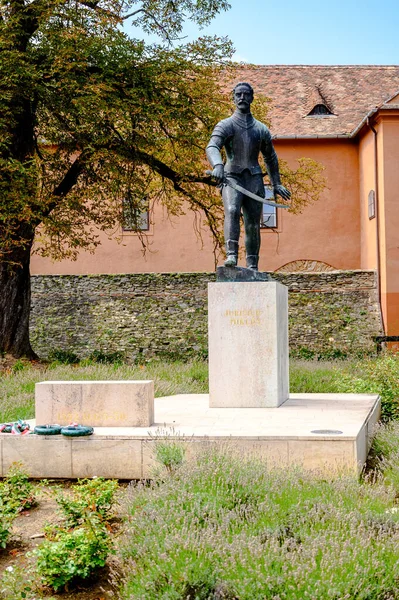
xmin=30 ymin=270 xmax=383 ymax=361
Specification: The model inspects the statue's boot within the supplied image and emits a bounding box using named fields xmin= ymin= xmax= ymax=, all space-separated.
xmin=224 ymin=239 xmax=238 ymax=267
xmin=246 ymin=254 xmax=259 ymax=271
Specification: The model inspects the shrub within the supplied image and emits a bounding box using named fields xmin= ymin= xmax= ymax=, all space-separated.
xmin=0 ymin=464 xmax=36 ymax=550
xmin=148 ymin=428 xmax=187 ymax=475
xmin=48 ymin=349 xmax=80 ymax=364
xmin=0 ymin=511 xmax=15 ymax=549
xmin=0 ymin=564 xmax=36 ymax=600
xmin=336 ymin=355 xmax=399 ymax=421
xmin=55 ymin=477 xmax=118 ymax=527
xmin=0 ymin=463 xmax=36 ymax=515
xmin=88 ymin=350 xmax=124 ymax=365
xmin=34 ymin=517 xmax=111 ymax=591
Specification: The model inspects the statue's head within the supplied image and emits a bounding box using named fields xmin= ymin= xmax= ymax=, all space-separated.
xmin=233 ymin=82 xmax=254 ymax=113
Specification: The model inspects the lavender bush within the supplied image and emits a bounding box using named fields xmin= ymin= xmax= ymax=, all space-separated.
xmin=119 ymin=443 xmax=399 ymax=599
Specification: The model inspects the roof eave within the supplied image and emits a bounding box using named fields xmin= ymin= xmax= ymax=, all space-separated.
xmin=274 ymin=134 xmax=352 ymax=140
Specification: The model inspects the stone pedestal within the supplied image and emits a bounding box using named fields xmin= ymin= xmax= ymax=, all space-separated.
xmin=208 ymin=281 xmax=289 ymax=408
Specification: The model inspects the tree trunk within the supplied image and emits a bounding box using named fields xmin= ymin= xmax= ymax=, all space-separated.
xmin=0 ymin=239 xmax=38 ymax=359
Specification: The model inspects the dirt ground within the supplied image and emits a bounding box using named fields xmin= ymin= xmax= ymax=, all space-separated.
xmin=0 ymin=354 xmax=46 ymax=373
xmin=0 ymin=482 xmax=126 ymax=599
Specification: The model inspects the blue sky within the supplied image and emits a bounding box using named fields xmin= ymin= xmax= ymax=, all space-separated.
xmin=125 ymin=0 xmax=399 ymax=65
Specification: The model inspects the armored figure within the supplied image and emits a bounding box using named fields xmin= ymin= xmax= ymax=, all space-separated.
xmin=206 ymin=82 xmax=290 ymax=270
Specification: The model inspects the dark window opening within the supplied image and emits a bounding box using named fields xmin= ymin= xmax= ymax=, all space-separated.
xmin=122 ymin=197 xmax=149 ymax=231
xmin=260 ymin=186 xmax=277 ymax=229
xmin=307 ymin=103 xmax=334 ymax=117
xmin=368 ymin=190 xmax=376 ymax=220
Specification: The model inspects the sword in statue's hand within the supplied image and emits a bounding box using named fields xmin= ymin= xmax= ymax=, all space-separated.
xmin=205 ymin=170 xmax=290 ymax=209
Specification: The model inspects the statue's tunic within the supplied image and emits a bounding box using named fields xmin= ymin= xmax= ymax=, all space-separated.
xmin=205 ymin=111 xmax=281 ymax=186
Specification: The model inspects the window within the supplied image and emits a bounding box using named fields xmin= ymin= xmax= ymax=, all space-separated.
xmin=122 ymin=197 xmax=149 ymax=231
xmin=260 ymin=186 xmax=277 ymax=229
xmin=368 ymin=190 xmax=376 ymax=220
xmin=307 ymin=103 xmax=334 ymax=117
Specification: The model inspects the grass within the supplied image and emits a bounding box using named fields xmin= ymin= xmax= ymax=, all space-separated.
xmin=2 ymin=354 xmax=399 ymax=424
xmin=118 ymin=439 xmax=399 ymax=599
xmin=0 ymin=360 xmax=209 ymax=423
xmin=3 ymin=355 xmax=399 ymax=597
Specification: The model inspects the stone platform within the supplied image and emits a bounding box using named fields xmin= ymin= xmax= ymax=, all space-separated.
xmin=0 ymin=393 xmax=380 ymax=479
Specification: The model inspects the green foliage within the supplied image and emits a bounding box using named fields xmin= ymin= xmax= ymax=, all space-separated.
xmin=34 ymin=516 xmax=111 ymax=591
xmin=0 ymin=462 xmax=36 ymax=515
xmin=149 ymin=428 xmax=187 ymax=474
xmin=0 ymin=0 xmax=235 ymax=268
xmin=30 ymin=478 xmax=117 ymax=592
xmin=10 ymin=360 xmax=27 ymax=373
xmin=0 ymin=463 xmax=36 ymax=549
xmin=55 ymin=477 xmax=118 ymax=527
xmin=0 ymin=564 xmax=37 ymax=600
xmin=367 ymin=422 xmax=399 ymax=488
xmin=48 ymin=349 xmax=80 ymax=364
xmin=119 ymin=447 xmax=399 ymax=599
xmin=335 ymin=354 xmax=399 ymax=421
xmin=0 ymin=512 xmax=15 ymax=549
xmin=88 ymin=349 xmax=124 ymax=365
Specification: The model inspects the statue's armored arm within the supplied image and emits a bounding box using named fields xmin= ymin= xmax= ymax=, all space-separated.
xmin=261 ymin=129 xmax=282 ymax=188
xmin=206 ymin=123 xmax=227 ymax=168
xmin=206 ymin=138 xmax=224 ymax=168
xmin=261 ymin=127 xmax=291 ymax=202
xmin=206 ymin=122 xmax=230 ymax=183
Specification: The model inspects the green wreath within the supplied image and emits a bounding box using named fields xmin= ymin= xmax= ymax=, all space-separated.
xmin=34 ymin=424 xmax=62 ymax=435
xmin=61 ymin=425 xmax=94 ymax=437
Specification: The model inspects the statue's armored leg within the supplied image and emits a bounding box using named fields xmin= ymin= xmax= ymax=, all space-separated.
xmin=225 ymin=240 xmax=239 ymax=267
xmin=242 ymin=174 xmax=263 ymax=271
xmin=222 ymin=179 xmax=242 ymax=267
xmin=246 ymin=255 xmax=259 ymax=270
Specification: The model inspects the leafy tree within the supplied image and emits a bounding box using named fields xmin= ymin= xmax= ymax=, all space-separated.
xmin=0 ymin=0 xmax=325 ymax=358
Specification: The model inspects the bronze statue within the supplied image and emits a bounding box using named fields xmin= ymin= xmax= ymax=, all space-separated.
xmin=206 ymin=82 xmax=291 ymax=271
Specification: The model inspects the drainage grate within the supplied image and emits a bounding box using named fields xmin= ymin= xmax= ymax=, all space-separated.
xmin=311 ymin=429 xmax=343 ymax=435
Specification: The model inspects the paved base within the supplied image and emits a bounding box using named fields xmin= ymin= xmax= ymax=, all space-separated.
xmin=0 ymin=394 xmax=380 ymax=479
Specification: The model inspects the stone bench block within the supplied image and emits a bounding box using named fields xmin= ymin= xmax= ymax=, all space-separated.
xmin=35 ymin=380 xmax=154 ymax=427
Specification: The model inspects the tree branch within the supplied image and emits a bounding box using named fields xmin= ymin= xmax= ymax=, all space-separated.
xmin=122 ymin=7 xmax=145 ymax=20
xmin=39 ymin=156 xmax=86 ymax=220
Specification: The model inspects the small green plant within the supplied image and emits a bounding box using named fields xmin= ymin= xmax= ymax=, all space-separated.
xmin=0 ymin=463 xmax=36 ymax=515
xmin=48 ymin=349 xmax=80 ymax=364
xmin=88 ymin=350 xmax=124 ymax=365
xmin=0 ymin=464 xmax=36 ymax=549
xmin=0 ymin=511 xmax=15 ymax=549
xmin=56 ymin=477 xmax=118 ymax=527
xmin=34 ymin=516 xmax=111 ymax=591
xmin=0 ymin=564 xmax=37 ymax=599
xmin=148 ymin=427 xmax=187 ymax=474
xmin=11 ymin=360 xmax=27 ymax=373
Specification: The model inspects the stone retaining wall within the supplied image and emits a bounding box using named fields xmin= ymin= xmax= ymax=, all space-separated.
xmin=30 ymin=270 xmax=383 ymax=361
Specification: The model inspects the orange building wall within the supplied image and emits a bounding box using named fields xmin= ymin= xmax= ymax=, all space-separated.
xmin=270 ymin=139 xmax=360 ymax=272
xmin=378 ymin=113 xmax=399 ymax=335
xmin=31 ymin=139 xmax=361 ymax=275
xmin=359 ymin=129 xmax=378 ymax=270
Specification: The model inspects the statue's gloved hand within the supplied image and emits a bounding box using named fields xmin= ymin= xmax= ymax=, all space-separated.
xmin=211 ymin=164 xmax=225 ymax=184
xmin=273 ymin=185 xmax=291 ymax=201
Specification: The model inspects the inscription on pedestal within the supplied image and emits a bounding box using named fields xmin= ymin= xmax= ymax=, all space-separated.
xmin=224 ymin=309 xmax=262 ymax=327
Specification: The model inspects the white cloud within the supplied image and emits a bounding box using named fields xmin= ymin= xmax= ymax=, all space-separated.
xmin=232 ymin=53 xmax=249 ymax=63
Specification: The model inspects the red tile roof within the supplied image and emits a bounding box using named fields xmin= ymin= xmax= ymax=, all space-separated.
xmin=232 ymin=65 xmax=399 ymax=137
